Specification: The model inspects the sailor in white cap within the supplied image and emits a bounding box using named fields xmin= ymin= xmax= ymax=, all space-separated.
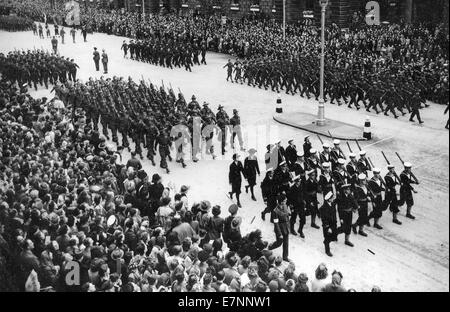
xmin=318 ymin=162 xmax=334 ymax=201
xmin=303 ymin=135 xmax=312 ymax=158
xmin=319 ymin=191 xmax=338 ymax=257
xmin=292 ymin=151 xmax=306 ymax=178
xmin=357 ymin=150 xmax=372 ymax=175
xmin=285 ymin=139 xmax=298 ymax=167
xmin=400 ymin=162 xmax=419 ymax=220
xmin=368 ymin=168 xmax=385 ymax=230
xmin=320 ymin=143 xmax=331 ymax=164
xmin=287 ymin=175 xmax=306 ymax=237
xmin=330 ymin=139 xmax=346 ymax=170
xmin=346 ymin=153 xmax=359 ymax=186
xmin=304 ymin=169 xmax=320 ymax=229
xmin=336 ymin=183 xmax=358 ymax=247
xmin=275 ymin=160 xmax=292 ymax=194
xmin=384 ymin=164 xmax=402 ymax=225
xmin=333 ymin=158 xmax=349 ymax=191
xmin=307 ymin=149 xmax=320 ymax=175
xmin=352 ymin=173 xmax=370 ymax=237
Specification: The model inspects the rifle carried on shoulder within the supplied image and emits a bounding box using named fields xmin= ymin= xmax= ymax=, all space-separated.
xmin=395 ymin=152 xmax=419 ymax=184
xmin=317 ymin=134 xmax=324 ymax=145
xmin=381 ymin=151 xmax=402 ymax=186
xmin=347 ymin=142 xmax=353 ymax=154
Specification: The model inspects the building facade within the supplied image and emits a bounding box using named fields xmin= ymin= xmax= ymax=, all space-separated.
xmin=75 ymin=0 xmax=448 ymax=28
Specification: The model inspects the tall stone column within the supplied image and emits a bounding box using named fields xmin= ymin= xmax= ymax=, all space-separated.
xmin=222 ymin=0 xmax=231 ymax=16
xmin=169 ymin=0 xmax=181 ymax=12
xmin=148 ymin=0 xmax=159 ymax=13
xmin=274 ymin=0 xmax=302 ymax=23
xmin=400 ymin=0 xmax=413 ymax=23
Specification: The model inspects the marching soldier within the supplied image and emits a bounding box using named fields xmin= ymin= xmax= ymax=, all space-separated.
xmin=93 ymin=47 xmax=100 ymax=72
xmin=274 ymin=161 xmax=291 ymax=195
xmin=230 ymin=109 xmax=245 ymax=151
xmin=399 ymin=162 xmax=419 ymax=219
xmin=330 ymin=140 xmax=346 ymax=170
xmin=292 ymin=152 xmax=307 ymax=180
xmin=261 ymin=168 xmax=277 ymax=221
xmin=332 ymin=158 xmax=349 ymax=192
xmin=303 ymin=136 xmax=312 ymax=159
xmin=318 ymin=162 xmax=335 ymax=201
xmin=157 ymin=128 xmax=172 ymax=174
xmin=216 ymin=105 xmax=230 ymax=155
xmin=368 ymin=168 xmax=385 ymax=229
xmin=384 ymin=164 xmax=402 ymax=225
xmin=268 ymin=194 xmax=291 ymax=262
xmin=320 ymin=143 xmax=332 ymax=164
xmin=51 ymin=37 xmax=58 ymax=54
xmin=60 ymin=27 xmax=66 ymax=44
xmin=224 ymin=59 xmax=234 ymax=83
xmin=70 ymin=27 xmax=76 ymax=43
xmin=346 ymin=153 xmax=359 ymax=187
xmin=101 ymin=49 xmax=109 ymax=74
xmin=337 ymin=184 xmax=358 ymax=247
xmin=357 ymin=151 xmax=371 ymax=174
xmin=352 ymin=174 xmax=370 ymax=237
xmin=304 ymin=170 xmax=320 ymax=230
xmin=320 ymin=192 xmax=338 ymax=257
xmin=287 ymin=175 xmax=306 ymax=237
xmin=306 ymin=149 xmax=321 ymax=175
xmin=409 ymin=91 xmax=424 ymax=124
xmin=121 ymin=40 xmax=129 ymax=58
xmin=285 ymin=139 xmax=298 ymax=168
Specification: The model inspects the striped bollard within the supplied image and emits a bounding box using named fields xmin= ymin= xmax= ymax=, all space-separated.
xmin=363 ymin=116 xmax=372 ymax=140
xmin=276 ymin=94 xmax=282 ymax=113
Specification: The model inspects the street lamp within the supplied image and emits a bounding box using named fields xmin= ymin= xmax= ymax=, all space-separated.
xmin=283 ymin=0 xmax=286 ymax=41
xmin=142 ymin=0 xmax=145 ymax=23
xmin=316 ymin=0 xmax=328 ymax=126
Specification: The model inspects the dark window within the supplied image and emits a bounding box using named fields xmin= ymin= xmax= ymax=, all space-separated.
xmin=305 ymin=0 xmax=315 ymax=10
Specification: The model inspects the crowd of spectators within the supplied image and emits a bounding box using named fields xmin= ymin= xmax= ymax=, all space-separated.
xmin=0 ymin=15 xmax=34 ymax=32
xmin=0 ymin=77 xmax=381 ymax=292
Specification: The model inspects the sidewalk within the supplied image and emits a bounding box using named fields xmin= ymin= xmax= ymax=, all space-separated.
xmin=273 ymin=111 xmax=368 ymax=141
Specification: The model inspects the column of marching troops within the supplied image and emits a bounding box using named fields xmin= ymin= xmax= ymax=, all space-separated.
xmin=224 ymin=58 xmax=439 ymax=122
xmin=0 ymin=50 xmax=79 ymax=91
xmin=51 ymin=76 xmax=243 ymax=175
xmin=252 ymin=137 xmax=420 ymax=258
xmin=120 ymin=37 xmax=208 ymax=72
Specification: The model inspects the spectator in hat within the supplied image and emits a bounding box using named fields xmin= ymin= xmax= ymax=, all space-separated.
xmin=223 ymin=204 xmax=241 ymax=247
xmin=179 ymin=185 xmax=189 ymax=210
xmin=228 ymin=153 xmax=245 ymax=208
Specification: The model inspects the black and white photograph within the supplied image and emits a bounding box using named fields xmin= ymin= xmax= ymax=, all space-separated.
xmin=0 ymin=0 xmax=448 ymax=296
